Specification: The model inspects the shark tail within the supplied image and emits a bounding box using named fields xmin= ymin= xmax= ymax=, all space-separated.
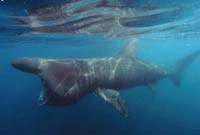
xmin=169 ymin=50 xmax=200 ymax=87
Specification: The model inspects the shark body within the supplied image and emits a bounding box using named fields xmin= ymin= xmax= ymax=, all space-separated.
xmin=12 ymin=41 xmax=200 ymax=117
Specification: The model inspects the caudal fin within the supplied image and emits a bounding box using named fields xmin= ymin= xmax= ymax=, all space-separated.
xmin=170 ymin=50 xmax=200 ymax=87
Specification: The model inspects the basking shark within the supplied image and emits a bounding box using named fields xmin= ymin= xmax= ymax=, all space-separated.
xmin=12 ymin=40 xmax=200 ymax=117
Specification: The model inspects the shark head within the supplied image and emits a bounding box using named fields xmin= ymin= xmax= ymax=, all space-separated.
xmin=12 ymin=58 xmax=84 ymax=106
xmin=12 ymin=57 xmax=41 ymax=74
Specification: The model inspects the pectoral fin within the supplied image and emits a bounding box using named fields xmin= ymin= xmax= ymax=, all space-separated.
xmin=95 ymin=88 xmax=128 ymax=117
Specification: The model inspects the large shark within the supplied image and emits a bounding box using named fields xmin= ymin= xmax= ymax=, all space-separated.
xmin=12 ymin=40 xmax=200 ymax=117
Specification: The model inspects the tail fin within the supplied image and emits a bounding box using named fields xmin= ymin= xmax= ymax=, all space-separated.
xmin=170 ymin=50 xmax=200 ymax=87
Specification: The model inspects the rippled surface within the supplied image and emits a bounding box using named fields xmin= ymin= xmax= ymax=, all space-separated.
xmin=1 ymin=0 xmax=200 ymax=40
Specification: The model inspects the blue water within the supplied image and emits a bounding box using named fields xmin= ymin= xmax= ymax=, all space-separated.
xmin=1 ymin=0 xmax=200 ymax=135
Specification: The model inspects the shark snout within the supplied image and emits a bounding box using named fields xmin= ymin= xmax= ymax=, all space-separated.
xmin=12 ymin=57 xmax=41 ymax=74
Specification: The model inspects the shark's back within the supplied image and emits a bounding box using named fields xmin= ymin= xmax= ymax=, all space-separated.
xmin=95 ymin=57 xmax=167 ymax=90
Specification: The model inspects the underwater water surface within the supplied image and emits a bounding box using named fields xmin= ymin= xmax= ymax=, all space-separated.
xmin=1 ymin=0 xmax=200 ymax=135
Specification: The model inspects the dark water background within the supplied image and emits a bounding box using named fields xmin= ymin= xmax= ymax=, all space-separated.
xmin=1 ymin=0 xmax=200 ymax=135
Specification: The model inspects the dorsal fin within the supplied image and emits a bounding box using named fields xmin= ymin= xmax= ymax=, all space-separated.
xmin=118 ymin=39 xmax=137 ymax=59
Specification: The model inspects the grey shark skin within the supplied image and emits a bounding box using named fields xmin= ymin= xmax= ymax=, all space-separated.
xmin=12 ymin=41 xmax=200 ymax=117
